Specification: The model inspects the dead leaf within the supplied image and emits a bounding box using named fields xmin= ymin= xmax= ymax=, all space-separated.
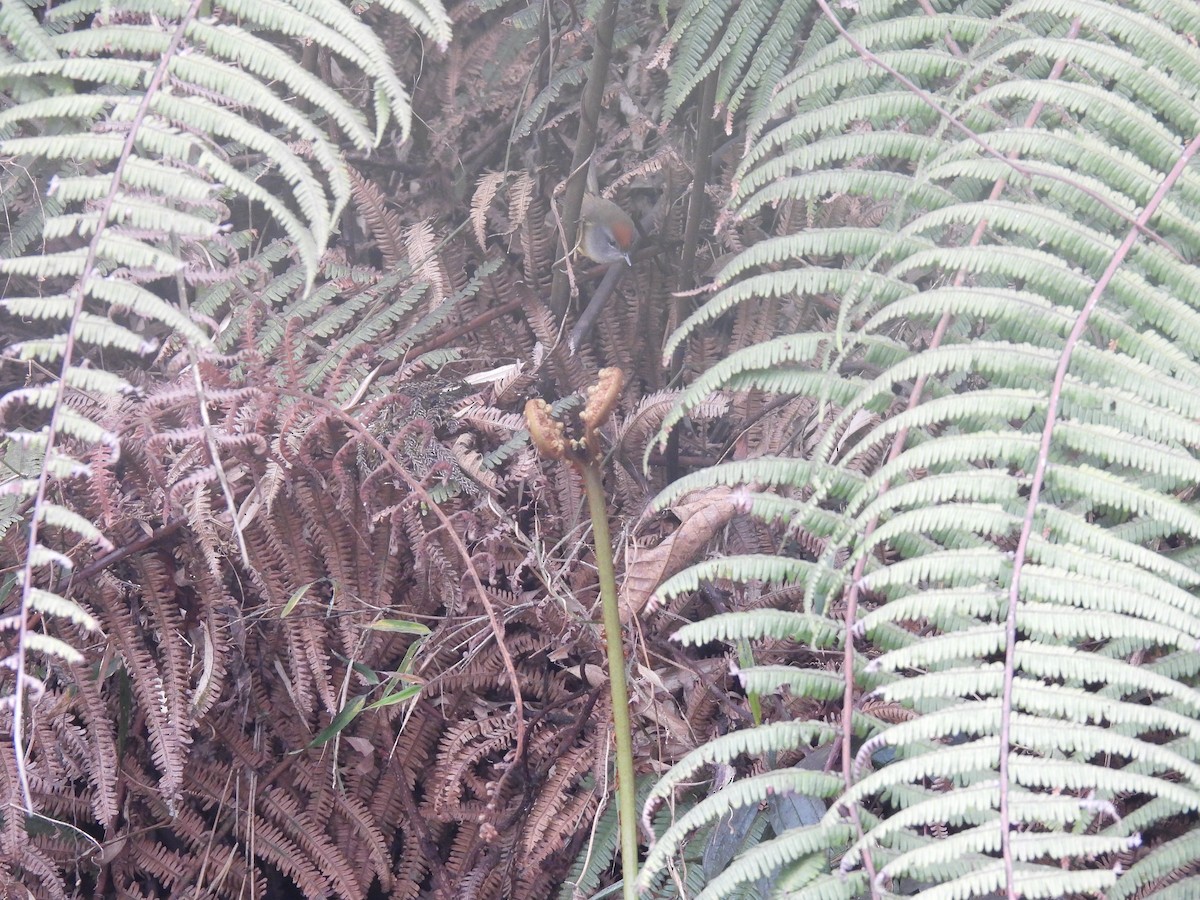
xmin=621 ymin=486 xmax=740 ymax=622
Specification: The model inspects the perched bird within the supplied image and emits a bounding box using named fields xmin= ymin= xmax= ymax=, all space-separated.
xmin=577 ymin=194 xmax=636 ymax=266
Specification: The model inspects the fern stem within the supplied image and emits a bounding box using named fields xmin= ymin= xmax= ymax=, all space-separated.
xmin=998 ymin=129 xmax=1200 ymax=900
xmin=580 ymin=461 xmax=639 ymax=899
xmin=548 ymin=0 xmax=621 ymax=317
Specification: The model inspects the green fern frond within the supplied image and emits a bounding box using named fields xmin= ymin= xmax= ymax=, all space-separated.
xmin=654 ymin=554 xmax=815 ymax=604
xmin=695 ymin=822 xmax=856 ymax=900
xmin=640 ymin=769 xmax=846 ymax=894
xmin=646 ymin=1 xmax=1200 ymax=893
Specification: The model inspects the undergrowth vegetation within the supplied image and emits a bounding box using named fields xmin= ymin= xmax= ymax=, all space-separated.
xmin=2 ymin=0 xmax=1200 ymax=897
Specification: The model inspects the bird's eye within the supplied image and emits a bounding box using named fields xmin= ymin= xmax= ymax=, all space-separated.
xmin=607 ymin=237 xmax=618 ymax=248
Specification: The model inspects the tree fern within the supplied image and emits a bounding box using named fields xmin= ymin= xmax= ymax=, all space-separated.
xmin=646 ymin=0 xmax=1200 ymax=896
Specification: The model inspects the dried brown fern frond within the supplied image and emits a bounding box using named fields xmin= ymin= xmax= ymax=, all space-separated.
xmin=350 ymin=164 xmax=408 ymax=269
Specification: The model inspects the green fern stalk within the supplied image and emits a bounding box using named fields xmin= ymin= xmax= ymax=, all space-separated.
xmin=525 ymin=369 xmax=638 ymax=897
xmin=581 ymin=461 xmax=640 ymax=900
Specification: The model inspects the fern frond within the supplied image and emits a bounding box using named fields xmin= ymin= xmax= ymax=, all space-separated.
xmin=645 ymin=0 xmax=1200 ymax=894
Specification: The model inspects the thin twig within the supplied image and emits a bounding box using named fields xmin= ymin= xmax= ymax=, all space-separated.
xmin=72 ymin=518 xmax=187 ymax=583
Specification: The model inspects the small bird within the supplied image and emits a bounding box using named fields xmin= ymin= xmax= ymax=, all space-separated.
xmin=577 ymin=194 xmax=636 ymax=266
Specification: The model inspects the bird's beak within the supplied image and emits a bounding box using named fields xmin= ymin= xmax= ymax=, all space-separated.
xmin=622 ymin=251 xmax=632 ymax=266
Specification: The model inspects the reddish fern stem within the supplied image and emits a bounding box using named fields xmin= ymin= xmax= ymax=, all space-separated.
xmin=997 ymin=131 xmax=1200 ymax=897
xmin=73 ymin=519 xmax=187 ymax=583
xmin=812 ymin=1 xmax=1084 ymax=893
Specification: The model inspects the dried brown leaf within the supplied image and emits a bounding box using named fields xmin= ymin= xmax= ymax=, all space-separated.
xmin=471 ymin=172 xmax=506 ymax=250
xmin=621 ymin=486 xmax=740 ymax=622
